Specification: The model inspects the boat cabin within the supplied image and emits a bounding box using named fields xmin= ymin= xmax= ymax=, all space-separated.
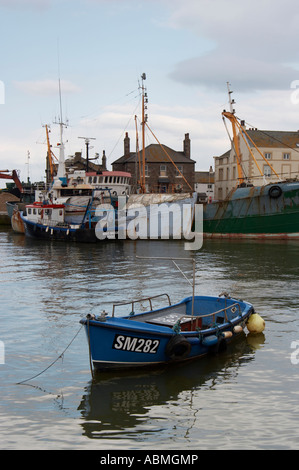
xmin=85 ymin=171 xmax=131 ymax=195
xmin=25 ymin=202 xmax=65 ymax=226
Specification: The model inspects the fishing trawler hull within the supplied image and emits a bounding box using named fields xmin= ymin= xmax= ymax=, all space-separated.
xmin=203 ymin=181 xmax=299 ymax=239
xmin=20 ymin=214 xmax=99 ymax=243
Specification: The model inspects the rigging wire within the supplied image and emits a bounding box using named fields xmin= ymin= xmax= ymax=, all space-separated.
xmin=16 ymin=325 xmax=84 ymax=385
xmin=237 ymin=117 xmax=299 ymax=154
xmin=106 ymin=97 xmax=141 ymax=160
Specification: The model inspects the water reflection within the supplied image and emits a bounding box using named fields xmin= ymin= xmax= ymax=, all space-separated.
xmin=2 ymin=226 xmax=299 ymax=448
xmin=78 ymin=333 xmax=263 ymax=439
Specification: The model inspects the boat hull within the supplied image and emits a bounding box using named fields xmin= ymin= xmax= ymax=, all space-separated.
xmin=21 ymin=217 xmax=98 ymax=243
xmin=80 ymin=295 xmax=254 ymax=371
xmin=203 ymin=182 xmax=299 ymax=238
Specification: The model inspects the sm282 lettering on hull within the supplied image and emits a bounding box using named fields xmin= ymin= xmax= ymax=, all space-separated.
xmin=112 ymin=334 xmax=160 ymax=354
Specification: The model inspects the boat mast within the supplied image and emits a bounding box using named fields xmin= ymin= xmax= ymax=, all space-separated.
xmin=56 ymin=77 xmax=67 ymax=181
xmin=222 ymin=83 xmax=245 ymax=185
xmin=140 ymin=73 xmax=147 ymax=193
xmin=222 ymin=83 xmax=280 ymax=183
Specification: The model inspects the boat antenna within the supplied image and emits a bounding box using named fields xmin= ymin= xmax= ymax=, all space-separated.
xmin=78 ymin=136 xmax=96 ymax=173
xmin=26 ymin=150 xmax=30 ymax=183
xmin=136 ymin=256 xmax=196 ymax=316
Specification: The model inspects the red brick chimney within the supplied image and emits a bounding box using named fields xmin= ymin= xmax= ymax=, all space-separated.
xmin=183 ymin=133 xmax=190 ymax=158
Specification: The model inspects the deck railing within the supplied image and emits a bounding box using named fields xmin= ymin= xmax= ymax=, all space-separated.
xmin=177 ymin=302 xmax=242 ymax=326
xmin=112 ymin=293 xmax=171 ymax=317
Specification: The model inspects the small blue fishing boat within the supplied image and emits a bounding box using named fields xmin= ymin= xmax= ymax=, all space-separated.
xmin=80 ymin=257 xmax=262 ymax=371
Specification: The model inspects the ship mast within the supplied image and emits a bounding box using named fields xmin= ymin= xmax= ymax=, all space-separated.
xmin=55 ymin=77 xmax=67 ymax=181
xmin=222 ymin=82 xmax=280 ymax=183
xmin=140 ymin=73 xmax=147 ymax=193
xmin=222 ymin=83 xmax=245 ymax=185
xmin=137 ymin=73 xmax=193 ymax=193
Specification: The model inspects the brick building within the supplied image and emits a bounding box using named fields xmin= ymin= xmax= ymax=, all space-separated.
xmin=112 ymin=132 xmax=195 ymax=193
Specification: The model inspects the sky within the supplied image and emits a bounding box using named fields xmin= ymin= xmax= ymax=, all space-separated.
xmin=1 ymin=0 xmax=299 ymax=187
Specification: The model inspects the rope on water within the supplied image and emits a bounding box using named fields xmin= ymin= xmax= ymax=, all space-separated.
xmin=16 ymin=325 xmax=84 ymax=385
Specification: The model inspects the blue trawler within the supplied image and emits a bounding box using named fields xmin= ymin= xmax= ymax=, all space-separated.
xmin=80 ymin=258 xmax=261 ymax=371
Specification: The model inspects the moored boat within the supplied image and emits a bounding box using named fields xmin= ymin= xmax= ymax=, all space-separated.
xmin=203 ymin=84 xmax=299 ymax=239
xmin=80 ymin=258 xmax=263 ymax=371
xmin=203 ymin=181 xmax=299 ymax=239
xmin=20 ymin=188 xmax=117 ymax=243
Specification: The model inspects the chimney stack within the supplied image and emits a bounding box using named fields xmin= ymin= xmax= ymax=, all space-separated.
xmin=102 ymin=150 xmax=107 ymax=170
xmin=183 ymin=133 xmax=190 ymax=158
xmin=124 ymin=132 xmax=130 ymax=157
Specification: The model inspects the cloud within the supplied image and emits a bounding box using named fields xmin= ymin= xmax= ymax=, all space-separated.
xmin=14 ymin=79 xmax=81 ymax=96
xmin=0 ymin=0 xmax=51 ymax=10
xmin=162 ymin=0 xmax=299 ymax=92
xmin=169 ymin=53 xmax=297 ymax=92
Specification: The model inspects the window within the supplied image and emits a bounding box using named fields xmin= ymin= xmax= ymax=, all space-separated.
xmin=218 ymin=168 xmax=223 ymax=181
xmin=264 ymin=165 xmax=271 ymax=177
xmin=144 ymin=165 xmax=148 ymax=177
xmin=160 ymin=165 xmax=167 ymax=176
xmin=176 ymin=165 xmax=183 ymax=177
xmin=264 ymin=152 xmax=271 ymax=160
xmin=283 ymin=153 xmax=290 ymax=160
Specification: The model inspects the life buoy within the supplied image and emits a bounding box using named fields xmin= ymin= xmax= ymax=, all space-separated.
xmin=268 ymin=185 xmax=282 ymax=198
xmin=165 ymin=335 xmax=191 ymax=360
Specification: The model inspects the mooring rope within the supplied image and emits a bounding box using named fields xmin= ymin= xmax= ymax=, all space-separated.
xmin=16 ymin=325 xmax=84 ymax=385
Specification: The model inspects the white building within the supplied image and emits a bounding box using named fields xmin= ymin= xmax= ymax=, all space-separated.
xmin=214 ymin=126 xmax=299 ymax=200
xmin=194 ymin=166 xmax=215 ymax=202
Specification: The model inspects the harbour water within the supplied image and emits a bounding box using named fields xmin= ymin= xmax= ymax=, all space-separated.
xmin=1 ymin=226 xmax=299 ymax=450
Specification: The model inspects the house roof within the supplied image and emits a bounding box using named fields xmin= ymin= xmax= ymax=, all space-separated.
xmin=194 ymin=171 xmax=215 ymax=184
xmin=112 ymin=143 xmax=196 ymax=165
xmin=214 ymin=149 xmax=230 ymax=160
xmin=245 ymin=129 xmax=299 ymax=149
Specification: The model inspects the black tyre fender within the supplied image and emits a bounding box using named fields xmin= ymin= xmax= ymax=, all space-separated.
xmin=165 ymin=335 xmax=191 ymax=360
xmin=268 ymin=185 xmax=282 ymax=198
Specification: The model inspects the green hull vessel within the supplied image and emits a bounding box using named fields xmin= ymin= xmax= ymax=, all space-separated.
xmin=203 ymin=182 xmax=299 ymax=238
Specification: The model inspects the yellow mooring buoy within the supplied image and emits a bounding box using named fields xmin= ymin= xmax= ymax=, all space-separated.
xmin=246 ymin=313 xmax=265 ymax=334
